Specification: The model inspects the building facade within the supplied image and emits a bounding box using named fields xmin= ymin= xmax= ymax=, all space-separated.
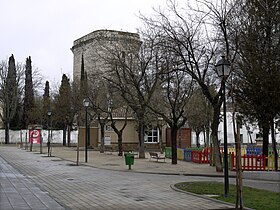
xmin=71 ymin=30 xmax=170 ymax=150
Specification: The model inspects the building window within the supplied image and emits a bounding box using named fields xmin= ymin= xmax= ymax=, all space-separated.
xmin=145 ymin=127 xmax=159 ymax=143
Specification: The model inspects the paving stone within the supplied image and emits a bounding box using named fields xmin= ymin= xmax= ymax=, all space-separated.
xmin=1 ymin=145 xmax=278 ymax=210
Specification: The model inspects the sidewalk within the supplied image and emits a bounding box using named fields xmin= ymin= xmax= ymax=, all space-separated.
xmin=0 ymin=155 xmax=65 ymax=210
xmin=2 ymin=145 xmax=242 ymax=210
xmin=49 ymin=146 xmax=280 ymax=182
xmin=50 ymin=146 xmax=234 ymax=177
xmin=9 ymin=144 xmax=280 ymax=181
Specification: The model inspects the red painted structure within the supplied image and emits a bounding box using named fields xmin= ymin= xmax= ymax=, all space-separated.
xmin=229 ymin=154 xmax=266 ymax=171
xmin=166 ymin=128 xmax=192 ymax=148
xmin=191 ymin=148 xmax=211 ymax=164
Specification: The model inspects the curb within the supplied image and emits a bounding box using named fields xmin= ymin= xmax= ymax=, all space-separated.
xmin=170 ymin=184 xmax=254 ymax=210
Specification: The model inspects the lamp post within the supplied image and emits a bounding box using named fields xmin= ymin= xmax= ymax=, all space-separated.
xmin=47 ymin=110 xmax=52 ymax=157
xmin=216 ymin=56 xmax=231 ymax=197
xmin=83 ymin=97 xmax=90 ymax=163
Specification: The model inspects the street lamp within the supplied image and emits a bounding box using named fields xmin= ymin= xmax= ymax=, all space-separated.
xmin=47 ymin=110 xmax=52 ymax=157
xmin=83 ymin=97 xmax=90 ymax=163
xmin=216 ymin=56 xmax=231 ymax=197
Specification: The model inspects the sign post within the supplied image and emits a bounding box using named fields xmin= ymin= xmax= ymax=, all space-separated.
xmin=28 ymin=125 xmax=42 ymax=152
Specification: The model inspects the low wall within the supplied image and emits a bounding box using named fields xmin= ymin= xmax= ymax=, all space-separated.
xmin=0 ymin=129 xmax=78 ymax=144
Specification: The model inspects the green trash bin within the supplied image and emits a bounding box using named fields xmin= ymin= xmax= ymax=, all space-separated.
xmin=124 ymin=153 xmax=134 ymax=169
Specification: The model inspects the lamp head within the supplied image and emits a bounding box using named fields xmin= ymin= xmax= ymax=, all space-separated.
xmin=215 ymin=56 xmax=231 ymax=77
xmin=83 ymin=97 xmax=90 ymax=107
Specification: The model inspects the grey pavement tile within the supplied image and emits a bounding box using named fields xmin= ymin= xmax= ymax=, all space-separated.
xmin=11 ymin=204 xmax=31 ymax=209
xmin=2 ymin=146 xmax=267 ymax=210
xmin=0 ymin=200 xmax=11 ymax=205
xmin=1 ymin=156 xmax=65 ymax=210
xmin=0 ymin=205 xmax=13 ymax=210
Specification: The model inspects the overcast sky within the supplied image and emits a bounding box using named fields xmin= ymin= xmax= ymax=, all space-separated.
xmin=0 ymin=0 xmax=166 ymax=87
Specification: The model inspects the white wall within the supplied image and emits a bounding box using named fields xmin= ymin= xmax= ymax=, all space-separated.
xmin=191 ymin=112 xmax=280 ymax=146
xmin=0 ymin=129 xmax=78 ymax=144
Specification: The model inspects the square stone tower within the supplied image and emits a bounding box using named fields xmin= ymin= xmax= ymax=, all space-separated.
xmin=71 ymin=29 xmax=140 ymax=82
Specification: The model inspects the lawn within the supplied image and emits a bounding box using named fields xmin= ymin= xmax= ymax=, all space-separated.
xmin=174 ymin=181 xmax=280 ymax=210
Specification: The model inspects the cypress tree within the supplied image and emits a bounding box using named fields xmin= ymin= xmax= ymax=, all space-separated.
xmin=54 ymin=74 xmax=72 ymax=146
xmin=42 ymin=81 xmax=50 ymax=128
xmin=3 ymin=54 xmax=18 ymax=143
xmin=80 ymin=54 xmax=88 ymax=98
xmin=23 ymin=56 xmax=35 ymax=127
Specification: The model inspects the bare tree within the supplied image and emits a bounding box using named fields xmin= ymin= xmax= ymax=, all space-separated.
xmin=86 ymin=73 xmax=111 ymax=153
xmin=137 ymin=36 xmax=195 ymax=164
xmin=139 ymin=0 xmax=240 ymax=171
xmin=149 ymin=66 xmax=194 ymax=164
xmin=97 ymin=109 xmax=109 ymax=153
xmin=103 ymin=37 xmax=161 ymax=158
xmin=106 ymin=95 xmax=129 ymax=156
xmin=186 ymin=88 xmax=213 ymax=148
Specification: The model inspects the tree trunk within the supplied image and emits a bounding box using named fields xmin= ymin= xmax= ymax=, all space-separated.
xmin=67 ymin=125 xmax=71 ymax=147
xmin=63 ymin=125 xmax=66 ymax=146
xmin=158 ymin=124 xmax=163 ymax=154
xmin=4 ymin=122 xmax=10 ymax=144
xmin=171 ymin=126 xmax=178 ymax=165
xmin=30 ymin=130 xmax=33 ymax=151
xmin=203 ymin=131 xmax=206 ymax=147
xmin=211 ymin=107 xmax=223 ymax=172
xmin=233 ymin=113 xmax=243 ymax=209
xmin=236 ymin=122 xmax=243 ymax=209
xmin=262 ymin=124 xmax=269 ymax=163
xmin=110 ymin=121 xmax=125 ymax=156
xmin=100 ymin=122 xmax=105 ymax=153
xmin=196 ymin=131 xmax=200 ymax=148
xmin=271 ymin=119 xmax=278 ymax=171
xmin=117 ymin=132 xmax=123 ymax=156
xmin=206 ymin=122 xmax=210 ymax=147
xmin=138 ymin=122 xmax=145 ymax=158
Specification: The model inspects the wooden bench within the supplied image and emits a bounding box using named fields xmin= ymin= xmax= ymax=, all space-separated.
xmin=149 ymin=152 xmax=165 ymax=162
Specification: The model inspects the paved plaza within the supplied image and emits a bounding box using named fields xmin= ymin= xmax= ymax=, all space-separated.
xmin=1 ymin=145 xmax=279 ymax=210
